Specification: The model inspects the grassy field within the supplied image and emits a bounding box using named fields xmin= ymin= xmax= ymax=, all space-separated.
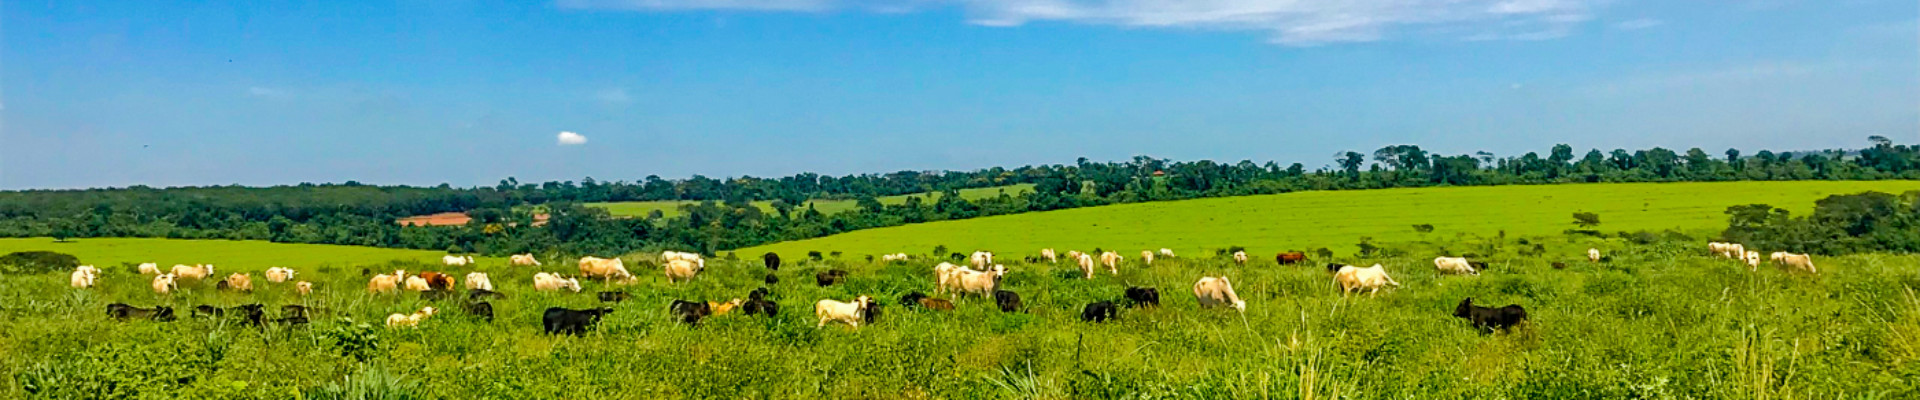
xmin=587 ymin=184 xmax=1035 ymax=218
xmin=0 ymin=238 xmax=493 ymax=271
xmin=1 ymin=236 xmax=1916 ymax=398
xmin=741 ymin=181 xmax=1920 ymax=259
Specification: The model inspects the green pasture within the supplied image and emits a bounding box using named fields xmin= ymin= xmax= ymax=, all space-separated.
xmin=587 ymin=184 xmax=1035 ymax=218
xmin=1 ymin=236 xmax=1916 ymax=398
xmin=742 ymin=180 xmax=1920 ymax=259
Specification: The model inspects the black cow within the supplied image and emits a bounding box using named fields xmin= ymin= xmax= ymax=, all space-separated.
xmin=1123 ymin=287 xmax=1160 ymax=308
xmin=1453 ymin=298 xmax=1527 ymax=333
xmin=669 ymin=300 xmax=712 ymax=325
xmin=468 ymin=288 xmax=507 ymax=301
xmin=1325 ymin=263 xmax=1347 ymax=273
xmin=743 ymin=288 xmax=779 ymax=316
xmin=815 ymin=269 xmax=849 ymax=287
xmin=1550 ymin=262 xmax=1568 ymax=270
xmin=993 ymin=290 xmax=1022 ymax=313
xmin=192 ymin=304 xmax=264 ymax=326
xmin=277 ymin=305 xmax=315 ymax=325
xmin=764 ymin=273 xmax=780 ymax=285
xmin=1469 ymin=261 xmax=1491 ymax=272
xmin=107 ymin=303 xmax=176 ymax=322
xmin=598 ymin=291 xmax=631 ymax=303
xmin=272 ymin=316 xmax=310 ymax=326
xmin=421 ymin=289 xmax=456 ymax=301
xmin=899 ymin=292 xmax=955 ymax=310
xmin=1081 ymin=301 xmax=1118 ymax=322
xmin=763 ymin=252 xmax=782 ymax=271
xmin=542 ymin=307 xmax=614 ymax=335
xmin=863 ymin=301 xmax=884 ymax=324
xmin=464 ymin=301 xmax=496 ymax=322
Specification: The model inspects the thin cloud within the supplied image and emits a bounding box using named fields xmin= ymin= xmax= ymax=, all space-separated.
xmin=597 ymin=88 xmax=632 ymax=103
xmin=560 ymin=0 xmax=1606 ymax=46
xmin=1613 ymin=18 xmax=1663 ymax=30
xmin=557 ymin=131 xmax=589 ymax=146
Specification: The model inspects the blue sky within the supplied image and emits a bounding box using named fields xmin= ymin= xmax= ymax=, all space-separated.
xmin=3 ymin=0 xmax=1915 ymax=189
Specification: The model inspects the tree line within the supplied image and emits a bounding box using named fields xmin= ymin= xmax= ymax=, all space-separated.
xmin=3 ymin=137 xmax=1916 ymax=257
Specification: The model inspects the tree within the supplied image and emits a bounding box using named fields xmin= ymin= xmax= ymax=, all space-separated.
xmin=1572 ymin=212 xmax=1601 ymax=228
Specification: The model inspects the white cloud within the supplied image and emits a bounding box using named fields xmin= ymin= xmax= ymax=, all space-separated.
xmin=560 ymin=0 xmax=1606 ymax=45
xmin=597 ymin=88 xmax=632 ymax=103
xmin=1613 ymin=18 xmax=1663 ymax=30
xmin=557 ymin=131 xmax=589 ymax=146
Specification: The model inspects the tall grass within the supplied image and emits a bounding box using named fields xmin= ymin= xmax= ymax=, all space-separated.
xmin=2 ymin=236 xmax=1917 ymax=398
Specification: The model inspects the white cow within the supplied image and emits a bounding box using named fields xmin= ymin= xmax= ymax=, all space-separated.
xmin=442 ymin=255 xmax=475 ymax=266
xmin=151 ymin=274 xmax=178 ymax=294
xmin=137 ymin=263 xmax=162 ymax=275
xmin=70 ymin=267 xmax=98 ymax=289
xmin=265 ymin=267 xmax=296 ymax=283
xmin=951 ymin=265 xmax=1007 ymax=299
xmin=814 ymin=296 xmax=873 ymax=329
xmin=1076 ymin=254 xmax=1097 ymax=279
xmin=510 ymin=253 xmax=542 ymax=266
xmin=969 ymin=251 xmax=995 ymax=270
xmin=1744 ymin=251 xmax=1762 ymax=270
xmin=1040 ymin=248 xmax=1058 ymax=264
xmin=170 ymin=264 xmax=214 ymax=281
xmin=933 ymin=262 xmax=969 ymax=294
xmin=1333 ymin=264 xmax=1400 ymax=297
xmin=663 ymin=259 xmax=701 ymax=283
xmin=1232 ymin=251 xmax=1249 ymax=266
xmin=465 ymin=272 xmax=494 ymax=291
xmin=1193 ymin=276 xmax=1246 ymax=311
xmin=1099 ymin=252 xmax=1122 ymax=275
xmin=534 ymin=272 xmax=582 ymax=292
xmin=1771 ymin=252 xmax=1817 ymax=273
xmin=579 ymin=256 xmax=634 ymax=281
xmin=1140 ymin=250 xmax=1156 ymax=267
xmin=1433 ymin=257 xmax=1478 ymax=275
xmin=1587 ymin=248 xmax=1602 ymax=263
xmin=662 ymin=251 xmax=705 ymax=271
xmin=1159 ymin=248 xmax=1175 ymax=258
xmin=1709 ymin=242 xmax=1732 ymax=258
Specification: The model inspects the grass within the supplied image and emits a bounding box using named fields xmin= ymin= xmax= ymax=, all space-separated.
xmin=2 ymin=236 xmax=1917 ymax=398
xmin=740 ymin=180 xmax=1920 ymax=259
xmin=0 ymin=238 xmax=492 ymax=270
xmin=587 ymin=184 xmax=1035 ymax=218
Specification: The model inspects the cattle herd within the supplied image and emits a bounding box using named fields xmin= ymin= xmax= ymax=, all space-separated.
xmin=71 ymin=241 xmax=1819 ymax=336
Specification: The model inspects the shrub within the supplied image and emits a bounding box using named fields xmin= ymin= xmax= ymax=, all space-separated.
xmin=0 ymin=251 xmax=80 ymax=274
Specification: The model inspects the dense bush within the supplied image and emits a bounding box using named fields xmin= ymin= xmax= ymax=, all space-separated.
xmin=0 ymin=251 xmax=80 ymax=274
xmin=1722 ymin=191 xmax=1920 ymax=255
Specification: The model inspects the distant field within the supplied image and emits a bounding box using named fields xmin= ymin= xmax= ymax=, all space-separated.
xmin=587 ymin=184 xmax=1035 ymax=218
xmin=0 ymin=238 xmax=486 ymax=271
xmin=740 ymin=180 xmax=1920 ymax=258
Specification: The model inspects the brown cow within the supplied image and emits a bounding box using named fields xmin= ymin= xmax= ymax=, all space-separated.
xmin=1275 ymin=251 xmax=1306 ymax=265
xmin=418 ymin=272 xmax=456 ymax=291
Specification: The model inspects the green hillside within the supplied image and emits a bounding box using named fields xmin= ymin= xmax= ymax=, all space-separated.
xmin=740 ymin=180 xmax=1920 ymax=258
xmin=587 ymin=184 xmax=1035 ymax=218
xmin=0 ymin=238 xmax=485 ymax=271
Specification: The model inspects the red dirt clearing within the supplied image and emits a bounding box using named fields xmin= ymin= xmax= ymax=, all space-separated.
xmin=395 ymin=212 xmax=548 ymax=227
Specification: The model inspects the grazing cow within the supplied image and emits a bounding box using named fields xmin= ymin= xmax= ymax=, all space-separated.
xmin=1232 ymin=251 xmax=1249 ymax=266
xmin=1727 ymin=243 xmax=1747 ymax=260
xmin=580 ymin=257 xmax=635 ymax=282
xmin=670 ymin=300 xmax=713 ymax=325
xmin=1434 ymin=257 xmax=1480 ymax=275
xmin=510 ymin=253 xmax=542 ymax=266
xmin=264 ymin=267 xmax=296 ymax=283
xmin=194 ymin=304 xmax=265 ymax=326
xmin=171 ymin=264 xmax=214 ymax=281
xmin=464 ymin=272 xmax=493 ymax=291
xmin=368 ymin=270 xmax=406 ymax=294
xmin=881 ymin=253 xmax=910 ymax=262
xmin=663 ymin=259 xmax=701 ymax=283
xmin=969 ymin=251 xmax=995 ymax=269
xmin=442 ymin=255 xmax=475 ymax=266
xmin=385 ymin=306 xmax=438 ymax=328
xmin=1453 ymin=298 xmax=1527 ymax=333
xmin=1588 ymin=248 xmax=1602 ymax=263
xmin=1709 ymin=242 xmax=1732 ymax=258
xmin=533 ymin=273 xmax=582 ymax=292
xmin=106 ymin=303 xmax=176 ymax=322
xmin=764 ymin=273 xmax=780 ymax=285
xmin=863 ymin=301 xmax=884 ymax=325
xmin=952 ymin=265 xmax=1007 ymax=299
xmin=418 ymin=272 xmax=455 ymax=291
xmin=1041 ymin=248 xmax=1058 ymax=263
xmin=993 ymin=290 xmax=1022 ymax=313
xmin=1080 ymin=301 xmax=1118 ymax=322
xmin=138 ymin=263 xmax=162 ymax=275
xmin=1066 ymin=251 xmax=1084 ymax=262
xmin=543 ymin=307 xmax=614 ymax=335
xmin=1160 ymin=248 xmax=1176 ymax=258
xmin=709 ymin=299 xmax=745 ymax=316
xmin=465 ymin=301 xmax=496 ymax=322
xmin=1771 ymin=252 xmax=1817 ymax=273
xmin=1333 ymin=264 xmax=1401 ymax=297
xmin=469 ymin=288 xmax=507 ymax=301
xmin=598 ymin=291 xmax=630 ymax=303
xmin=1275 ymin=251 xmax=1307 ymax=265
xmin=899 ymin=292 xmax=955 ymax=310
xmin=1075 ymin=254 xmax=1098 ymax=279
xmin=763 ymin=252 xmax=781 ymax=271
xmin=221 ymin=273 xmax=254 ymax=292
xmin=295 ymin=281 xmax=313 ymax=295
xmin=1099 ymin=252 xmax=1122 ymax=275
xmin=1193 ymin=276 xmax=1246 ymax=312
xmin=1744 ymin=251 xmax=1762 ymax=270
xmin=744 ymin=288 xmax=780 ymax=316
xmin=403 ymin=276 xmax=432 ymax=292
xmin=1551 ymin=262 xmax=1568 ymax=270
xmin=1140 ymin=250 xmax=1156 ymax=267
xmin=814 ymin=296 xmax=873 ymax=329
xmin=70 ymin=267 xmax=97 ymax=289
xmin=661 ymin=251 xmax=706 ymax=271
xmin=1124 ymin=287 xmax=1161 ymax=308
xmin=815 ymin=269 xmax=850 ymax=287
xmin=152 ymin=274 xmax=178 ymax=294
